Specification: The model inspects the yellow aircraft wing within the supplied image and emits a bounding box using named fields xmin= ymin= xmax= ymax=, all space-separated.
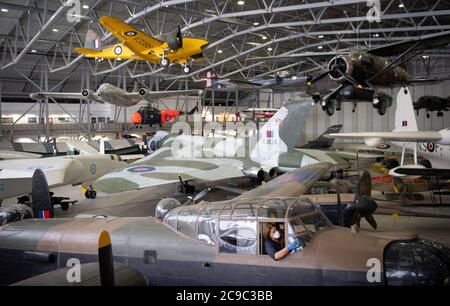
xmin=99 ymin=16 xmax=163 ymax=55
xmin=75 ymin=43 xmax=151 ymax=60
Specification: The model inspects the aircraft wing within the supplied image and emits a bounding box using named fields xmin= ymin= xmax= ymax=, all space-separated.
xmin=0 ymin=150 xmax=41 ymax=160
xmin=368 ymin=31 xmax=450 ymax=57
xmin=99 ymin=16 xmax=163 ymax=54
xmin=393 ymin=167 xmax=450 ymax=178
xmin=93 ymin=147 xmax=247 ymax=193
xmin=235 ymin=162 xmax=332 ymax=200
xmin=30 ymin=92 xmax=85 ymax=100
xmin=329 ymin=131 xmax=443 ymax=143
xmin=127 ymin=89 xmax=204 ymax=101
xmin=0 ymin=158 xmax=78 ymax=199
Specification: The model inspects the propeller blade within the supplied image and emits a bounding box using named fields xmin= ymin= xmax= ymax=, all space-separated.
xmin=98 ymin=230 xmax=115 ymax=286
xmin=359 ymin=171 xmax=372 ymax=197
xmin=355 ymin=195 xmax=378 ymax=215
xmin=364 ymin=214 xmax=378 ymax=230
xmin=336 ymin=69 xmax=361 ymax=87
xmin=192 ymin=187 xmax=211 ymax=203
xmin=308 ymin=70 xmax=331 ymax=87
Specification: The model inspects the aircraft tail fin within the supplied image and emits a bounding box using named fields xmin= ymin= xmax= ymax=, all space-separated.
xmin=299 ymin=124 xmax=343 ymax=149
xmin=250 ymin=100 xmax=312 ymax=165
xmin=394 ymin=87 xmax=418 ymax=132
xmin=31 ymin=169 xmax=54 ymax=219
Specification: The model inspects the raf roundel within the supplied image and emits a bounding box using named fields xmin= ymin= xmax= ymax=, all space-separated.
xmin=90 ymin=164 xmax=97 ymax=175
xmin=427 ymin=142 xmax=435 ymax=152
xmin=127 ymin=166 xmax=156 ymax=173
xmin=124 ymin=31 xmax=137 ymax=36
xmin=114 ymin=45 xmax=123 ymax=55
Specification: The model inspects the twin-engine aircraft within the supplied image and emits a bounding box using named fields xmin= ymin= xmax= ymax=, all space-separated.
xmin=252 ymin=31 xmax=450 ymax=116
xmin=75 ymin=16 xmax=208 ymax=74
xmin=30 ymin=83 xmax=203 ymax=108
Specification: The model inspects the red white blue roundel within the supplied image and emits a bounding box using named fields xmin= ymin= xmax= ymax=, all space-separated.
xmin=114 ymin=45 xmax=122 ymax=55
xmin=125 ymin=31 xmax=137 ymax=36
xmin=149 ymin=140 xmax=156 ymax=151
xmin=427 ymin=143 xmax=435 ymax=152
xmin=127 ymin=166 xmax=156 ymax=173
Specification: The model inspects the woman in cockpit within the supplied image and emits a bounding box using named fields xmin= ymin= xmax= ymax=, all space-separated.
xmin=263 ymin=223 xmax=300 ymax=260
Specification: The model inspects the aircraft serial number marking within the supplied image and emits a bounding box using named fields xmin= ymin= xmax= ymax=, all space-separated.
xmin=133 ymin=37 xmax=153 ymax=49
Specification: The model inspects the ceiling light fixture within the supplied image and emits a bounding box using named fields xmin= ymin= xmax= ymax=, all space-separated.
xmin=237 ymin=0 xmax=245 ymax=5
xmin=1 ymin=8 xmax=8 ymax=12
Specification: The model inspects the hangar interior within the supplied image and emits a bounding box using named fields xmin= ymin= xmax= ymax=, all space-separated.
xmin=0 ymin=0 xmax=450 ymax=286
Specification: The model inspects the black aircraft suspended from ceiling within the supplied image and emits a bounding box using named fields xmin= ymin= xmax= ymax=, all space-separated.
xmin=251 ymin=31 xmax=450 ymax=116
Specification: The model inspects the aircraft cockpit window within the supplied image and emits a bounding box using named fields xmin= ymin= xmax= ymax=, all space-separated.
xmin=198 ymin=206 xmax=219 ymax=245
xmin=218 ymin=222 xmax=257 ymax=254
xmin=176 ymin=206 xmax=199 ymax=239
xmin=287 ymin=200 xmax=315 ymax=219
xmin=258 ymin=199 xmax=289 ymax=218
xmin=287 ymin=212 xmax=330 ymax=248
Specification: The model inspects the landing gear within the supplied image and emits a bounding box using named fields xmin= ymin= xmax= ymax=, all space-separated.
xmin=178 ymin=176 xmax=196 ymax=194
xmin=373 ymin=94 xmax=392 ymax=116
xmin=84 ymin=185 xmax=97 ymax=199
xmin=426 ymin=112 xmax=431 ymax=119
xmin=437 ymin=111 xmax=444 ymax=117
xmin=159 ymin=57 xmax=170 ymax=68
xmin=322 ymin=101 xmax=335 ymax=116
xmin=182 ymin=65 xmax=191 ymax=74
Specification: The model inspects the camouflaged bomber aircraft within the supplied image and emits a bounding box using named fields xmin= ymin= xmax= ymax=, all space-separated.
xmin=92 ymin=100 xmax=355 ymax=199
xmin=0 ymin=163 xmax=449 ymax=286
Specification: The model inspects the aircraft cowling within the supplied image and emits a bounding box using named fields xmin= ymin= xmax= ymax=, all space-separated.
xmin=328 ymin=56 xmax=354 ymax=82
xmin=364 ymin=137 xmax=384 ymax=147
xmin=81 ymin=89 xmax=97 ymax=100
xmin=437 ymin=129 xmax=450 ymax=145
xmin=243 ymin=168 xmax=266 ymax=181
xmin=164 ymin=29 xmax=183 ymax=51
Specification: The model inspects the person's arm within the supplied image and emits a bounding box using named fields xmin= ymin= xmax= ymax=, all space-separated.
xmin=274 ymin=247 xmax=289 ymax=260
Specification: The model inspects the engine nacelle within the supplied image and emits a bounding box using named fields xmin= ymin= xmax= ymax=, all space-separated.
xmin=328 ymin=56 xmax=354 ymax=82
xmin=243 ymin=168 xmax=266 ymax=181
xmin=148 ymin=131 xmax=170 ymax=153
xmin=437 ymin=129 xmax=450 ymax=145
xmin=81 ymin=89 xmax=97 ymax=100
xmin=0 ymin=204 xmax=33 ymax=225
xmin=262 ymin=167 xmax=277 ymax=178
xmin=364 ymin=137 xmax=384 ymax=147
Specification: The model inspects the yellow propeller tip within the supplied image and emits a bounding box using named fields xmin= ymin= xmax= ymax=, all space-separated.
xmin=98 ymin=230 xmax=111 ymax=249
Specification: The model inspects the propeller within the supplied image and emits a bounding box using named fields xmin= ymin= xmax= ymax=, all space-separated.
xmin=307 ymin=69 xmax=332 ymax=87
xmin=191 ymin=187 xmax=211 ymax=203
xmin=177 ymin=25 xmax=183 ymax=48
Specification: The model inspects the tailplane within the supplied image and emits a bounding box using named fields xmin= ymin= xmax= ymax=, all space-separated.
xmin=299 ymin=124 xmax=343 ymax=149
xmin=394 ymin=87 xmax=418 ymax=132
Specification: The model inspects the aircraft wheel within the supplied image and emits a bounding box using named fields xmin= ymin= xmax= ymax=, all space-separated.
xmin=183 ymin=65 xmax=191 ymax=74
xmin=61 ymin=203 xmax=69 ymax=211
xmin=437 ymin=111 xmax=444 ymax=117
xmin=90 ymin=191 xmax=97 ymax=199
xmin=160 ymin=57 xmax=170 ymax=68
xmin=322 ymin=102 xmax=335 ymax=116
xmin=376 ymin=99 xmax=388 ymax=116
xmin=426 ymin=113 xmax=431 ymax=119
xmin=85 ymin=190 xmax=91 ymax=199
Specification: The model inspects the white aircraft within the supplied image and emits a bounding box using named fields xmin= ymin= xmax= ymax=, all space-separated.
xmin=30 ymin=83 xmax=204 ymax=107
xmin=0 ymin=146 xmax=126 ymax=201
xmin=329 ymin=87 xmax=450 ymax=176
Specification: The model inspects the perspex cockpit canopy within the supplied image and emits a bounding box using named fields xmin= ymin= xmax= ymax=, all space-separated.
xmin=163 ymin=197 xmax=325 ymax=246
